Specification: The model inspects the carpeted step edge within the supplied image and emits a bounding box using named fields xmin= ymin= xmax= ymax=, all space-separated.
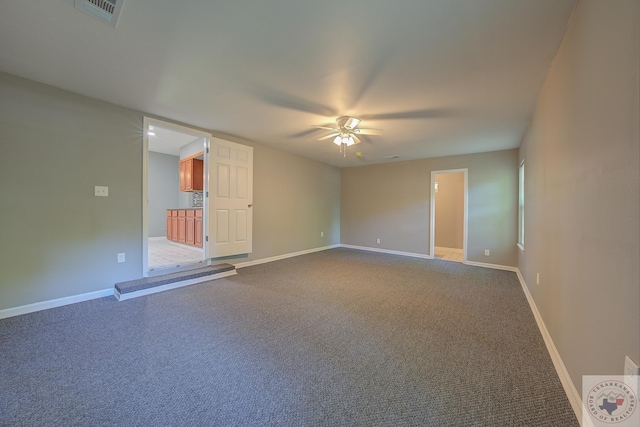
xmin=115 ymin=264 xmax=235 ymax=296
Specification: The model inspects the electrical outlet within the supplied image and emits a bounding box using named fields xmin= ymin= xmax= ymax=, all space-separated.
xmin=95 ymin=186 xmax=109 ymax=197
xmin=376 ymin=238 xmax=381 ymax=244
xmin=484 ymin=249 xmax=490 ymax=256
xmin=536 ymin=273 xmax=540 ymax=285
xmin=320 ymin=231 xmax=323 ymax=237
xmin=117 ymin=253 xmax=125 ymax=263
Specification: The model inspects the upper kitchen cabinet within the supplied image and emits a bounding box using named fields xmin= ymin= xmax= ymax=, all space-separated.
xmin=179 ymin=157 xmax=203 ymax=192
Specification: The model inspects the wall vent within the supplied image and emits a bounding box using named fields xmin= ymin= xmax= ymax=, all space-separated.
xmin=74 ymin=0 xmax=124 ymax=27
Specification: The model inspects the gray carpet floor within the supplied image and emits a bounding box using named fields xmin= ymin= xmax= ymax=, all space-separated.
xmin=0 ymin=248 xmax=579 ymax=426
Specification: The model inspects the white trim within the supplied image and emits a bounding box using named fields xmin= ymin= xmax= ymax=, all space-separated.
xmin=517 ymin=243 xmax=525 ymax=252
xmin=0 ymin=288 xmax=113 ymax=320
xmin=115 ymin=270 xmax=237 ymax=301
xmin=340 ymin=244 xmax=432 ymax=260
xmin=203 ymin=137 xmax=210 ymax=260
xmin=518 ymin=160 xmax=525 ymax=249
xmin=430 ymin=169 xmax=468 ymax=262
xmin=515 ymin=269 xmax=584 ymax=426
xmin=142 ymin=117 xmax=149 ymax=277
xmin=233 ymin=244 xmax=341 ymax=269
xmin=463 ymin=260 xmax=518 ymax=272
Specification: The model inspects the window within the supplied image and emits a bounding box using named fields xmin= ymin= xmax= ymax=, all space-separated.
xmin=518 ymin=160 xmax=525 ymax=251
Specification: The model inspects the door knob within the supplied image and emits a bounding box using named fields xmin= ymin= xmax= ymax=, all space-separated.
xmin=248 ymin=203 xmax=253 ymax=208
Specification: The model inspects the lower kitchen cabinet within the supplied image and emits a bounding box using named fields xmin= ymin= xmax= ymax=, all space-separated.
xmin=166 ymin=209 xmax=202 ymax=248
xmin=186 ymin=210 xmax=196 ymax=246
xmin=166 ymin=210 xmax=173 ymax=241
xmin=177 ymin=210 xmax=186 ymax=243
xmin=170 ymin=210 xmax=178 ymax=242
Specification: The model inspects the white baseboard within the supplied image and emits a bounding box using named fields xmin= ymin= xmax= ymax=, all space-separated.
xmin=115 ymin=270 xmax=237 ymax=301
xmin=233 ymin=244 xmax=341 ymax=269
xmin=0 ymin=288 xmax=113 ymax=320
xmin=340 ymin=244 xmax=433 ymax=259
xmin=515 ymin=269 xmax=584 ymax=426
xmin=0 ymin=245 xmax=339 ymax=317
xmin=464 ymin=260 xmax=518 ymax=272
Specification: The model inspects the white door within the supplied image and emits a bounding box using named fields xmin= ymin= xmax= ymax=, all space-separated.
xmin=207 ymin=138 xmax=253 ymax=257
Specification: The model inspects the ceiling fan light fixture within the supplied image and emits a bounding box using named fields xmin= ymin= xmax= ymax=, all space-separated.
xmin=344 ymin=117 xmax=360 ymax=129
xmin=316 ymin=116 xmax=381 ymax=154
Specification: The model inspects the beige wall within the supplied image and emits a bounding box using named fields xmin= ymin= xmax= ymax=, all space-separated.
xmin=216 ymin=132 xmax=341 ymax=260
xmin=148 ymin=151 xmax=180 ymax=237
xmin=435 ymin=172 xmax=464 ymax=249
xmin=341 ymin=149 xmax=518 ymax=266
xmin=518 ymin=0 xmax=639 ymax=394
xmin=0 ymin=72 xmax=340 ymax=310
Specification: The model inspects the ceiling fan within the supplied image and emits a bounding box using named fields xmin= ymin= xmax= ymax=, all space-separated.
xmin=313 ymin=116 xmax=383 ymax=156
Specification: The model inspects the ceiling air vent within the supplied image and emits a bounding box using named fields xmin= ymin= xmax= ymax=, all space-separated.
xmin=75 ymin=0 xmax=124 ymax=27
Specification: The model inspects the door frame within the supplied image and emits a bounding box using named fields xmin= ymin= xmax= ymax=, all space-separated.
xmin=142 ymin=117 xmax=212 ymax=277
xmin=429 ymin=168 xmax=468 ymax=263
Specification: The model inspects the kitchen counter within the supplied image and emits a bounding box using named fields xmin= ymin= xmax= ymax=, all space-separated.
xmin=166 ymin=207 xmax=202 ymax=210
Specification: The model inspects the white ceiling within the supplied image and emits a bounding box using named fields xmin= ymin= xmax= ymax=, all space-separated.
xmin=0 ymin=0 xmax=577 ymax=167
xmin=147 ymin=126 xmax=199 ymax=156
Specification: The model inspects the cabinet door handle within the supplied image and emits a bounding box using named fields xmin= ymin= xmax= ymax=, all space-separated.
xmin=248 ymin=203 xmax=253 ymax=208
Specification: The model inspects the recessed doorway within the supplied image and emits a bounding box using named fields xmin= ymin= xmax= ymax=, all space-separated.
xmin=430 ymin=169 xmax=468 ymax=263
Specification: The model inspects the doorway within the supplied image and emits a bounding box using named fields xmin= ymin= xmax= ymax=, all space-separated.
xmin=430 ymin=169 xmax=468 ymax=263
xmin=142 ymin=117 xmax=212 ymax=276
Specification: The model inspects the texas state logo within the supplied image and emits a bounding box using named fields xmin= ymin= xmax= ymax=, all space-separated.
xmin=584 ymin=376 xmax=638 ymax=426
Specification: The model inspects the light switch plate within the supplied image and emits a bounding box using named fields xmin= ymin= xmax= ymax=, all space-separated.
xmin=95 ymin=186 xmax=109 ymax=197
xmin=117 ymin=253 xmax=125 ymax=263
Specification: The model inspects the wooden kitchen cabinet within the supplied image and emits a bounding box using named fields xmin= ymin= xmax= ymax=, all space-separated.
xmin=166 ymin=210 xmax=173 ymax=241
xmin=186 ymin=210 xmax=196 ymax=246
xmin=170 ymin=210 xmax=178 ymax=242
xmin=179 ymin=158 xmax=203 ymax=192
xmin=177 ymin=210 xmax=187 ymax=243
xmin=166 ymin=209 xmax=203 ymax=248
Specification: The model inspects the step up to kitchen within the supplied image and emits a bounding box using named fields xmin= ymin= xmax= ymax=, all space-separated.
xmin=114 ymin=264 xmax=236 ymax=301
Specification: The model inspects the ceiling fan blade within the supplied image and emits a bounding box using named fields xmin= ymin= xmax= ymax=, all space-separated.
xmin=355 ymin=128 xmax=383 ymax=136
xmin=312 ymin=125 xmax=338 ymax=131
xmin=290 ymin=128 xmax=321 ymax=138
xmin=351 ymin=134 xmax=362 ymax=144
xmin=317 ymin=133 xmax=339 ymax=141
xmin=256 ymin=89 xmax=337 ymax=116
xmin=360 ymin=109 xmax=452 ymax=121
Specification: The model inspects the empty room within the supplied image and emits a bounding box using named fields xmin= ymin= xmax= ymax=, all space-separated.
xmin=0 ymin=1 xmax=638 ymax=426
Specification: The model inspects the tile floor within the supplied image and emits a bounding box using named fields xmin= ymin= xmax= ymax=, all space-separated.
xmin=148 ymin=238 xmax=204 ymax=271
xmin=434 ymin=246 xmax=464 ymax=263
